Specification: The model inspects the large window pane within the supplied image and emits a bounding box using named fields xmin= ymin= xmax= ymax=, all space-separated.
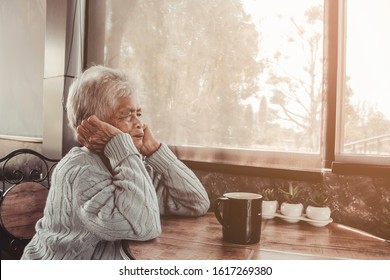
xmin=0 ymin=0 xmax=45 ymax=138
xmin=91 ymin=0 xmax=323 ymax=153
xmin=340 ymin=0 xmax=390 ymax=156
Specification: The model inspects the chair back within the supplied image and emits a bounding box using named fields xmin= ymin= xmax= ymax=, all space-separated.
xmin=0 ymin=149 xmax=59 ymax=258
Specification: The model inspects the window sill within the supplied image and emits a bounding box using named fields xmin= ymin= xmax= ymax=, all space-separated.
xmin=183 ymin=160 xmax=323 ymax=182
xmin=331 ymin=162 xmax=390 ymax=177
xmin=0 ymin=135 xmax=43 ymax=143
xmin=169 ymin=145 xmax=323 ymax=181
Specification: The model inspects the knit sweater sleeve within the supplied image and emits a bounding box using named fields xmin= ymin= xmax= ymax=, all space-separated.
xmin=74 ymin=133 xmax=161 ymax=242
xmin=145 ymin=143 xmax=210 ymax=216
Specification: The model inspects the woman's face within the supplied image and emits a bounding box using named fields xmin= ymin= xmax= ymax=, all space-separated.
xmin=106 ymin=95 xmax=144 ymax=150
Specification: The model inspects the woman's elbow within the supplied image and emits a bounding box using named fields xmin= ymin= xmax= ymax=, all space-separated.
xmin=198 ymin=197 xmax=211 ymax=215
xmin=132 ymin=209 xmax=162 ymax=241
xmin=189 ymin=196 xmax=210 ymax=216
xmin=136 ymin=222 xmax=161 ymax=241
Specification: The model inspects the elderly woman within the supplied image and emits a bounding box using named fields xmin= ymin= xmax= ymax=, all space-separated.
xmin=21 ymin=65 xmax=210 ymax=260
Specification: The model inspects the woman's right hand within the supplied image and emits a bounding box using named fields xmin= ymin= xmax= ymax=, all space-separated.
xmin=77 ymin=115 xmax=122 ymax=153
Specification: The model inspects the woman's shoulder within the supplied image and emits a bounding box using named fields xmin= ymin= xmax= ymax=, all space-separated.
xmin=58 ymin=146 xmax=101 ymax=169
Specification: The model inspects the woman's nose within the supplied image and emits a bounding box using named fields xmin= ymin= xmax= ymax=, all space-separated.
xmin=134 ymin=115 xmax=143 ymax=129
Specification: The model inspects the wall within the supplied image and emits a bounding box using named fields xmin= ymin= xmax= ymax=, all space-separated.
xmin=193 ymin=168 xmax=390 ymax=240
xmin=0 ymin=140 xmax=42 ymax=158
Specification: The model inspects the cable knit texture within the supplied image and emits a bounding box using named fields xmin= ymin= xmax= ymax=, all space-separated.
xmin=21 ymin=133 xmax=210 ymax=260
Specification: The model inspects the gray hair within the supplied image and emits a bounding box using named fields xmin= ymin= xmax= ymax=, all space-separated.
xmin=66 ymin=65 xmax=138 ymax=133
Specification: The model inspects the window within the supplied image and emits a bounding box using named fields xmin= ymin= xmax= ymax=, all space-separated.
xmin=85 ymin=0 xmax=390 ymax=173
xmin=336 ymin=0 xmax=390 ymax=165
xmin=86 ymin=0 xmax=325 ymax=170
xmin=0 ymin=0 xmax=45 ymax=140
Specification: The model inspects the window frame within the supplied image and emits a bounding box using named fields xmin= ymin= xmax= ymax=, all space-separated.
xmin=81 ymin=0 xmax=389 ymax=178
xmin=333 ymin=0 xmax=390 ymax=175
xmin=3 ymin=1 xmax=389 ymax=176
xmin=169 ymin=145 xmax=322 ymax=171
xmin=84 ymin=0 xmax=327 ymax=174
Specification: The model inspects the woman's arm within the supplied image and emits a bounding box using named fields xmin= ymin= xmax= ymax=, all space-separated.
xmin=74 ymin=133 xmax=161 ymax=241
xmin=146 ymin=144 xmax=210 ymax=216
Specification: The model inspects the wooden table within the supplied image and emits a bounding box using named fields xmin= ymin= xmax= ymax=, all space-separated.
xmin=124 ymin=212 xmax=390 ymax=260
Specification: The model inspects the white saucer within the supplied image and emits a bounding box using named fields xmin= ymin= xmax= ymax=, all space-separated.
xmin=262 ymin=212 xmax=333 ymax=227
xmin=300 ymin=215 xmax=333 ymax=227
xmin=279 ymin=215 xmax=301 ymax=223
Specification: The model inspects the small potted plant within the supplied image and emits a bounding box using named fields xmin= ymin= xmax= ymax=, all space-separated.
xmin=279 ymin=182 xmax=303 ymax=223
xmin=260 ymin=188 xmax=279 ymax=219
xmin=306 ymin=189 xmax=331 ymax=221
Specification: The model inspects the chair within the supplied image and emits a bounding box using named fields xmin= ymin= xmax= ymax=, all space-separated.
xmin=0 ymin=149 xmax=59 ymax=259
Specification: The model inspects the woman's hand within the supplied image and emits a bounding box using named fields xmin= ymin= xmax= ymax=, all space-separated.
xmin=77 ymin=115 xmax=122 ymax=153
xmin=139 ymin=124 xmax=161 ymax=156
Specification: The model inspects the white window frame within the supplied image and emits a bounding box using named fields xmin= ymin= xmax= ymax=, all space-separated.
xmin=85 ymin=0 xmax=328 ymax=172
xmin=335 ymin=0 xmax=390 ymax=167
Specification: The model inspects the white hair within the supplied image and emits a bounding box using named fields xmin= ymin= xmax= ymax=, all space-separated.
xmin=66 ymin=65 xmax=140 ymax=134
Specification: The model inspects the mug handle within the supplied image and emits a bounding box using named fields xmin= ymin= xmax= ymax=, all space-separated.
xmin=213 ymin=196 xmax=229 ymax=228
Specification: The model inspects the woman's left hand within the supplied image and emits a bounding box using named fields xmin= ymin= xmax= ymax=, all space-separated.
xmin=139 ymin=124 xmax=161 ymax=156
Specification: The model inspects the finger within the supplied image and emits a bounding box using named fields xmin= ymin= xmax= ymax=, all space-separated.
xmin=82 ymin=119 xmax=110 ymax=141
xmin=86 ymin=115 xmax=104 ymax=128
xmin=83 ymin=118 xmax=100 ymax=131
xmin=76 ymin=131 xmax=87 ymax=146
xmin=88 ymin=115 xmax=100 ymax=122
xmin=144 ymin=126 xmax=155 ymax=140
xmin=143 ymin=124 xmax=151 ymax=134
xmin=91 ymin=115 xmax=106 ymax=123
xmin=79 ymin=116 xmax=103 ymax=134
xmin=78 ymin=121 xmax=95 ymax=138
xmin=77 ymin=124 xmax=91 ymax=139
xmin=77 ymin=124 xmax=98 ymax=147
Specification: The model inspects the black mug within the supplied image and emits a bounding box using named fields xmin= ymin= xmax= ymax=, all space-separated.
xmin=214 ymin=192 xmax=263 ymax=245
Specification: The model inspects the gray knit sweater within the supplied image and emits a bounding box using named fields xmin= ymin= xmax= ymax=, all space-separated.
xmin=21 ymin=133 xmax=210 ymax=260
